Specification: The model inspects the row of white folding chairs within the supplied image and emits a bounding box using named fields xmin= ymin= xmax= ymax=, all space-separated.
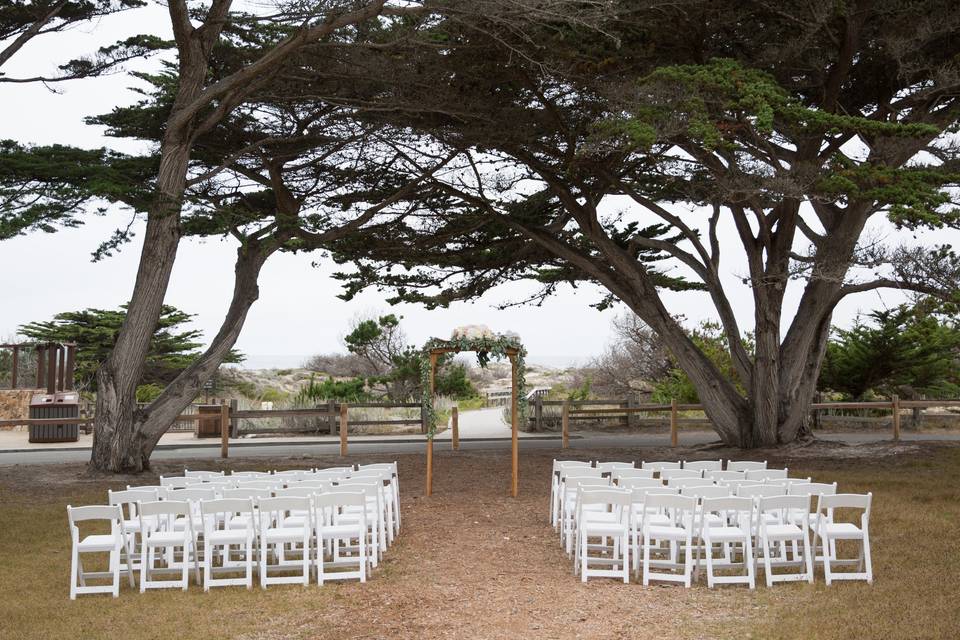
xmin=119 ymin=474 xmax=397 ymax=553
xmin=571 ymin=486 xmax=872 ymax=588
xmin=551 ymin=461 xmax=794 ymax=530
xmin=558 ymin=475 xmax=823 ymax=556
xmin=66 ymin=491 xmax=376 ymax=598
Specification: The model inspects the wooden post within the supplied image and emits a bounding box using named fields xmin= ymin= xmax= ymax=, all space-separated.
xmin=340 ymin=403 xmax=348 ymax=456
xmin=627 ymin=395 xmax=637 ymax=428
xmin=892 ymin=395 xmax=901 ymax=442
xmin=561 ymin=401 xmax=569 ymax=449
xmin=429 ymin=352 xmax=438 ymax=395
xmin=57 ymin=345 xmax=66 ymax=391
xmin=670 ymin=398 xmax=678 ymax=448
xmin=220 ymin=401 xmax=229 ymax=459
xmin=46 ymin=345 xmax=57 ymax=394
xmin=425 ymin=437 xmax=433 ymax=496
xmin=534 ymin=394 xmax=543 ymax=431
xmin=451 ymin=406 xmax=459 ymax=451
xmin=229 ymin=398 xmax=239 ymax=437
xmin=10 ymin=346 xmax=17 ymax=389
xmin=510 ymin=353 xmax=519 ymax=498
xmin=36 ymin=346 xmax=45 ymax=388
xmin=64 ymin=345 xmax=75 ymax=390
xmin=328 ymin=399 xmax=337 ymax=435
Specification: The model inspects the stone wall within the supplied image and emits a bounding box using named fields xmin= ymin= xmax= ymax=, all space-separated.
xmin=0 ymin=389 xmax=39 ymax=426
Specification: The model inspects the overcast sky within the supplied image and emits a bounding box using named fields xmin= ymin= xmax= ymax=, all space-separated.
xmin=0 ymin=6 xmax=946 ymax=369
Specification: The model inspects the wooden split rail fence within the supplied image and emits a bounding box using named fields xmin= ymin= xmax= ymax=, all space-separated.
xmin=3 ymin=395 xmax=957 ymax=455
xmin=549 ymin=395 xmax=960 ymax=448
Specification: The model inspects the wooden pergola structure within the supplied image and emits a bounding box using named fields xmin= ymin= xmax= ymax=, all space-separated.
xmin=424 ymin=342 xmax=523 ymax=498
xmin=0 ymin=342 xmax=77 ymax=393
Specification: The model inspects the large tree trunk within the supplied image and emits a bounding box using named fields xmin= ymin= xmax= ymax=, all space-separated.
xmin=89 ymin=144 xmax=191 ymax=472
xmin=137 ymin=242 xmax=272 ymax=458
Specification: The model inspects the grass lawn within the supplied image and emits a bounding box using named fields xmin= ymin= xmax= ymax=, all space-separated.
xmin=0 ymin=441 xmax=957 ymax=639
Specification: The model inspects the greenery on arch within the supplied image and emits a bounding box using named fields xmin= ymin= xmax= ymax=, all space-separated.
xmin=420 ymin=334 xmax=527 ymax=439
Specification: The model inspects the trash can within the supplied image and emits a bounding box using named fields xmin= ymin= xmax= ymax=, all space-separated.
xmin=196 ymin=404 xmax=222 ymax=438
xmin=28 ymin=391 xmax=80 ymax=443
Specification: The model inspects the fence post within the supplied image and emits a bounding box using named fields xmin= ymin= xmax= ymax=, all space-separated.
xmin=220 ymin=401 xmax=230 ymax=459
xmin=670 ymin=398 xmax=678 ymax=448
xmin=327 ymin=399 xmax=336 ymax=435
xmin=426 ymin=437 xmax=433 ymax=496
xmin=534 ymin=394 xmax=543 ymax=432
xmin=812 ymin=392 xmax=822 ymax=431
xmin=561 ymin=401 xmax=569 ymax=449
xmin=892 ymin=395 xmax=901 ymax=442
xmin=627 ymin=395 xmax=637 ymax=428
xmin=340 ymin=403 xmax=348 ymax=456
xmin=451 ymin=406 xmax=459 ymax=451
xmin=229 ymin=399 xmax=239 ymax=438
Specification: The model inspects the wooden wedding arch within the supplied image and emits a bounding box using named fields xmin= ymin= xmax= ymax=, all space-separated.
xmin=421 ymin=333 xmax=526 ymax=497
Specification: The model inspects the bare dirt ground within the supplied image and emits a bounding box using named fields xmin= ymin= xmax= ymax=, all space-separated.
xmin=1 ymin=439 xmax=957 ymax=640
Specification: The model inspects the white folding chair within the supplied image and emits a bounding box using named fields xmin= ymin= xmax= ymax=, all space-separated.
xmin=594 ymin=461 xmax=635 ymax=476
xmin=668 ymin=478 xmax=715 ymax=489
xmin=561 ymin=476 xmax=610 ymax=555
xmin=814 ymin=493 xmax=873 ymax=585
xmin=661 ymin=469 xmax=704 ymax=481
xmin=628 ymin=486 xmax=677 ymax=574
xmin=336 ymin=479 xmax=386 ymax=565
xmin=756 ymin=495 xmax=814 ymax=586
xmin=611 ymin=468 xmax=655 ymax=483
xmin=355 ymin=462 xmax=401 ymax=534
xmin=706 ymin=470 xmax=746 ymax=483
xmin=555 ymin=467 xmax=603 ymax=533
xmin=314 ymin=466 xmax=354 ymax=475
xmin=159 ymin=475 xmax=190 ymax=489
xmin=351 ymin=468 xmax=399 ymax=545
xmin=314 ymin=492 xmax=367 ymax=584
xmin=201 ymin=498 xmax=256 ymax=590
xmin=258 ymin=496 xmax=312 ymax=588
xmin=138 ymin=500 xmax=200 ymax=591
xmin=697 ymin=496 xmax=755 ymax=589
xmin=641 ymin=461 xmax=682 ymax=474
xmin=640 ymin=493 xmax=698 ymax=587
xmin=683 ymin=459 xmax=723 ymax=473
xmin=66 ymin=505 xmax=131 ymax=599
xmin=727 ymin=460 xmax=767 ymax=472
xmin=185 ymin=469 xmax=225 ymax=480
xmin=108 ymin=488 xmax=157 ymax=579
xmin=744 ymin=468 xmax=788 ymax=481
xmin=551 ymin=460 xmax=593 ymax=526
xmin=231 ymin=471 xmax=272 ymax=479
xmin=574 ymin=489 xmax=631 ymax=583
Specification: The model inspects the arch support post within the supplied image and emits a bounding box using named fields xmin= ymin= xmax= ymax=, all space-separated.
xmin=510 ymin=352 xmax=519 ymax=498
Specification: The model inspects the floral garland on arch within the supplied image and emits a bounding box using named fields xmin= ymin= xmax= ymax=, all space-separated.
xmin=420 ymin=327 xmax=527 ymax=439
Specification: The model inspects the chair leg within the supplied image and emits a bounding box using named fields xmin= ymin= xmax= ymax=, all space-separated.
xmin=111 ymin=547 xmax=120 ymax=597
xmin=745 ymin=535 xmax=756 ymax=589
xmin=621 ymin=533 xmax=629 ymax=584
xmin=822 ymin=535 xmax=833 ymax=586
xmin=580 ymin=532 xmax=588 ymax=583
xmin=245 ymin=538 xmax=253 ymax=590
xmin=69 ymin=547 xmax=78 ymax=600
xmin=302 ymin=534 xmax=310 ymax=587
xmin=863 ymin=533 xmax=873 ymax=584
xmin=802 ymin=531 xmax=814 ymax=584
xmin=762 ymin=533 xmax=773 ymax=588
xmin=704 ymin=537 xmax=714 ymax=588
xmin=642 ymin=532 xmax=651 ymax=586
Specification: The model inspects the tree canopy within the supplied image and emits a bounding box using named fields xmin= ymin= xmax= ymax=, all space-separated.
xmin=19 ymin=304 xmax=243 ymax=391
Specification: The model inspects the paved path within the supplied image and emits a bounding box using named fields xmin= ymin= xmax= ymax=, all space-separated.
xmin=435 ymin=407 xmax=514 ymax=439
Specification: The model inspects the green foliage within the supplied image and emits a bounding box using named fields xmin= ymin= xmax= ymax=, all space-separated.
xmin=651 ymin=321 xmax=748 ymax=403
xmin=135 ymin=383 xmax=164 ymax=403
xmin=0 ymin=140 xmax=156 ymax=241
xmin=819 ymin=303 xmax=960 ymax=399
xmin=434 ymin=363 xmax=478 ymax=400
xmin=259 ymin=388 xmax=289 ymax=404
xmin=19 ymin=305 xmax=243 ymax=390
xmin=294 ymin=374 xmax=369 ymax=404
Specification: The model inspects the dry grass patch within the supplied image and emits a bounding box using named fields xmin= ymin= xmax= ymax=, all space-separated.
xmin=0 ymin=441 xmax=957 ymax=639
